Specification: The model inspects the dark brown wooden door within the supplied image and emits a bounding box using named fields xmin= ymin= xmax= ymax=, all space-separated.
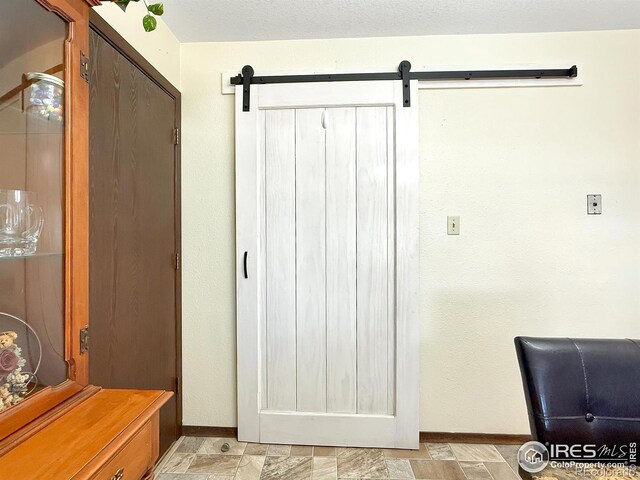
xmin=88 ymin=26 xmax=180 ymax=456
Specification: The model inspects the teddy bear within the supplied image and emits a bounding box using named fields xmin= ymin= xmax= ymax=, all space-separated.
xmin=0 ymin=331 xmax=17 ymax=349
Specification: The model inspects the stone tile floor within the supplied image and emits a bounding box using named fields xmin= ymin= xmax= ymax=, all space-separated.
xmin=154 ymin=437 xmax=524 ymax=480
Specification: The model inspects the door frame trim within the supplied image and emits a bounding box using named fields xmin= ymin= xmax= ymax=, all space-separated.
xmin=88 ymin=10 xmax=183 ymax=437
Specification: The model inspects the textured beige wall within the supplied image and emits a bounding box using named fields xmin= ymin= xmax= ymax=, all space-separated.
xmin=180 ymin=30 xmax=640 ymax=433
xmin=93 ymin=1 xmax=180 ymax=88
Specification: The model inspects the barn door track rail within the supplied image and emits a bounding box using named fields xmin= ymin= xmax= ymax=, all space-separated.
xmin=231 ymin=61 xmax=578 ymax=112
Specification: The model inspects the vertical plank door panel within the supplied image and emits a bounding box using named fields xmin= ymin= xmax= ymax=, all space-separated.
xmin=391 ymin=81 xmax=420 ymax=447
xmin=235 ymin=89 xmax=261 ymax=440
xmin=385 ymin=106 xmax=396 ymax=415
xmin=265 ymin=109 xmax=297 ymax=411
xmin=356 ymin=106 xmax=389 ymax=415
xmin=325 ymin=107 xmax=357 ymax=414
xmin=295 ymin=108 xmax=327 ymax=412
xmin=257 ymin=110 xmax=267 ymax=413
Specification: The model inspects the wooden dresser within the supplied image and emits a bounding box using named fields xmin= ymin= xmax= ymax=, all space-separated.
xmin=0 ymin=1 xmax=172 ymax=478
xmin=1 ymin=389 xmax=172 ymax=480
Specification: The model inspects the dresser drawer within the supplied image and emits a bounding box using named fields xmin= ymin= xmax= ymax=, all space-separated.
xmin=90 ymin=422 xmax=153 ymax=480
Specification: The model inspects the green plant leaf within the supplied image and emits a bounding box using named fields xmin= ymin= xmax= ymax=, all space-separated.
xmin=147 ymin=3 xmax=164 ymax=16
xmin=115 ymin=0 xmax=130 ymax=12
xmin=115 ymin=0 xmax=140 ymax=12
xmin=142 ymin=14 xmax=158 ymax=32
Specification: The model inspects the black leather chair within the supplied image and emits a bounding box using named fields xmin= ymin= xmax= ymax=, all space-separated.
xmin=515 ymin=337 xmax=640 ymax=447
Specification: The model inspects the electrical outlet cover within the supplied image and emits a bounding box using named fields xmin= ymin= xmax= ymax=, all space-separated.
xmin=587 ymin=194 xmax=602 ymax=215
xmin=447 ymin=216 xmax=460 ymax=235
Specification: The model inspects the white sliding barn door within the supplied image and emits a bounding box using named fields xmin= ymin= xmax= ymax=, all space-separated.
xmin=236 ymin=81 xmax=419 ymax=448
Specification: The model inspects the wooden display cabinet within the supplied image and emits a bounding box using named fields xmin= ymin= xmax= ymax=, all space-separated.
xmin=0 ymin=1 xmax=171 ymax=478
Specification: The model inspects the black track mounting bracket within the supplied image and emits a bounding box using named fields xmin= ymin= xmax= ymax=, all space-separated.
xmin=241 ymin=65 xmax=254 ymax=112
xmin=399 ymin=60 xmax=412 ymax=107
xmin=230 ymin=61 xmax=578 ymax=112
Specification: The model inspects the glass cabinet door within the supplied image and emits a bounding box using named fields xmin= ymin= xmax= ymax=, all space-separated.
xmin=0 ymin=1 xmax=68 ymax=413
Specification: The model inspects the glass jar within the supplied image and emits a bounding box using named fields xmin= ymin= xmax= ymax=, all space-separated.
xmin=25 ymin=72 xmax=64 ymax=122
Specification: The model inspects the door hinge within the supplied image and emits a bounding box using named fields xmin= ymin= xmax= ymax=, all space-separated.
xmin=80 ymin=326 xmax=89 ymax=353
xmin=174 ymin=377 xmax=181 ymax=395
xmin=174 ymin=252 xmax=180 ymax=270
xmin=173 ymin=127 xmax=180 ymax=145
xmin=80 ymin=52 xmax=90 ymax=83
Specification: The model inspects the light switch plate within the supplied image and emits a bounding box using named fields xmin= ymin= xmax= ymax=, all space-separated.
xmin=447 ymin=216 xmax=460 ymax=235
xmin=587 ymin=194 xmax=602 ymax=215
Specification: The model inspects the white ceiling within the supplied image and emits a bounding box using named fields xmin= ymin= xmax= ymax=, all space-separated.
xmin=162 ymin=0 xmax=640 ymax=42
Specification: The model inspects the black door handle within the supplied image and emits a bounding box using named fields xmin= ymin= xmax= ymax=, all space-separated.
xmin=243 ymin=251 xmax=248 ymax=279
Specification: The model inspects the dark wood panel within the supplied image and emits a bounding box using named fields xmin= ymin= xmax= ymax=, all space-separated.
xmin=89 ymin=27 xmax=179 ymax=455
xmin=183 ymin=426 xmax=240 ymax=438
xmin=420 ymin=431 xmax=532 ymax=445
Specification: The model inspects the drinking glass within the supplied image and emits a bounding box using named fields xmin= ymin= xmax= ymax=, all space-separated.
xmin=0 ymin=189 xmax=44 ymax=256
